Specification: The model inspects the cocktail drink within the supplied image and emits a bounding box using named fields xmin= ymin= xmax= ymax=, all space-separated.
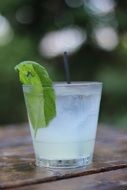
xmin=15 ymin=61 xmax=102 ymax=168
xmin=23 ymin=82 xmax=102 ymax=168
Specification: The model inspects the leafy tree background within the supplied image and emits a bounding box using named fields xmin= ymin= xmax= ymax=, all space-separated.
xmin=0 ymin=0 xmax=127 ymax=128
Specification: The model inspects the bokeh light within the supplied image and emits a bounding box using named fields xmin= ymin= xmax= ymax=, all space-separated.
xmin=65 ymin=0 xmax=84 ymax=8
xmin=16 ymin=6 xmax=33 ymax=24
xmin=84 ymin=0 xmax=115 ymax=16
xmin=93 ymin=26 xmax=119 ymax=51
xmin=39 ymin=26 xmax=86 ymax=58
xmin=0 ymin=15 xmax=13 ymax=46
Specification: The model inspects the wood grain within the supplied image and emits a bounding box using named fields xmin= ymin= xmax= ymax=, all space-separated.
xmin=18 ymin=168 xmax=127 ymax=190
xmin=0 ymin=124 xmax=127 ymax=189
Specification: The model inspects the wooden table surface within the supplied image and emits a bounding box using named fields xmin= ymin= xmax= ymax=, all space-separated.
xmin=0 ymin=124 xmax=127 ymax=190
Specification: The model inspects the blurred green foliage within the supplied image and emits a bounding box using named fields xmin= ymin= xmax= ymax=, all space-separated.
xmin=0 ymin=0 xmax=127 ymax=127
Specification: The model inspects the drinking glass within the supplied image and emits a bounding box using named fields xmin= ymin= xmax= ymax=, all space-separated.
xmin=23 ymin=82 xmax=102 ymax=168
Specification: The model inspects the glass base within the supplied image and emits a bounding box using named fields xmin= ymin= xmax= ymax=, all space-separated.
xmin=36 ymin=155 xmax=92 ymax=168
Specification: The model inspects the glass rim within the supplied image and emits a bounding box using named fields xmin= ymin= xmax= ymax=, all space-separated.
xmin=22 ymin=81 xmax=102 ymax=88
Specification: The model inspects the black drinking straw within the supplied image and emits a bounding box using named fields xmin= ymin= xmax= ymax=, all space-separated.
xmin=63 ymin=51 xmax=71 ymax=84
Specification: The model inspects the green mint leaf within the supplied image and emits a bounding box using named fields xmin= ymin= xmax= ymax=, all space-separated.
xmin=15 ymin=61 xmax=56 ymax=135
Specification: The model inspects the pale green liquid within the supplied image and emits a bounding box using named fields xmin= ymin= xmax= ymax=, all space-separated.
xmin=34 ymin=139 xmax=95 ymax=160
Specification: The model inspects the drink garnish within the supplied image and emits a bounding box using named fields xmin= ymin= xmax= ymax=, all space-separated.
xmin=15 ymin=61 xmax=56 ymax=135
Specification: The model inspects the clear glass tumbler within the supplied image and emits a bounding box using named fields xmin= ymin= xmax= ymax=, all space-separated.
xmin=23 ymin=82 xmax=102 ymax=168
